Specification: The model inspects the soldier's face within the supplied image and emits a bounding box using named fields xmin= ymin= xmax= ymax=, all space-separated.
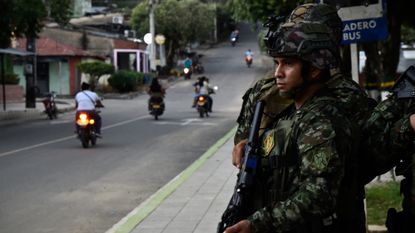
xmin=274 ymin=57 xmax=304 ymax=97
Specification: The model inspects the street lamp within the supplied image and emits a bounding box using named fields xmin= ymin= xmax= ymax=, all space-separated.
xmin=155 ymin=34 xmax=166 ymax=67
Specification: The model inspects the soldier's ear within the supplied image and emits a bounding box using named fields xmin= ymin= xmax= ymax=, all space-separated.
xmin=309 ymin=66 xmax=322 ymax=80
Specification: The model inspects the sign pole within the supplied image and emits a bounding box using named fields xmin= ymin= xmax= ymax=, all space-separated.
xmin=350 ymin=43 xmax=359 ymax=84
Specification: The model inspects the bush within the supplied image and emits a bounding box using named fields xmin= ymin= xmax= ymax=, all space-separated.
xmin=1 ymin=73 xmax=20 ymax=84
xmin=108 ymin=70 xmax=144 ymax=93
xmin=77 ymin=61 xmax=115 ymax=90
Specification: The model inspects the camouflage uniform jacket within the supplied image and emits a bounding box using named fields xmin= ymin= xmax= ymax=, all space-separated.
xmin=360 ymin=94 xmax=415 ymax=184
xmin=247 ymin=92 xmax=353 ymax=233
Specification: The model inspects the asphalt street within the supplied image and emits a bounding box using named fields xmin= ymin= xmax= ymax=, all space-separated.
xmin=0 ymin=23 xmax=269 ymax=233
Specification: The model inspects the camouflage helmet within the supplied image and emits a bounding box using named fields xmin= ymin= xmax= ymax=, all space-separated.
xmin=266 ymin=22 xmax=339 ymax=70
xmin=287 ymin=3 xmax=343 ymax=44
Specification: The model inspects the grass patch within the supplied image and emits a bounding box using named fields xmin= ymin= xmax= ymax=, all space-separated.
xmin=365 ymin=181 xmax=403 ymax=225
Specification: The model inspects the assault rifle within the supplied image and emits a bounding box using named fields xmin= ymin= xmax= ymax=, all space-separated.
xmin=386 ymin=65 xmax=415 ymax=233
xmin=217 ymin=101 xmax=265 ymax=233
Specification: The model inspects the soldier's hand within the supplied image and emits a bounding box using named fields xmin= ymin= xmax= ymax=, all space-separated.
xmin=410 ymin=114 xmax=415 ymax=131
xmin=232 ymin=139 xmax=247 ymax=168
xmin=224 ymin=220 xmax=251 ymax=233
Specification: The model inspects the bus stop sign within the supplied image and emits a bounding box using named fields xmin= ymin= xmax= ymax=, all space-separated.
xmin=342 ymin=16 xmax=388 ymax=44
xmin=320 ymin=0 xmax=389 ymax=44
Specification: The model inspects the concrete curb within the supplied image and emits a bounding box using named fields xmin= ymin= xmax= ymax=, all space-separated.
xmin=368 ymin=224 xmax=387 ymax=233
xmin=105 ymin=126 xmax=237 ymax=233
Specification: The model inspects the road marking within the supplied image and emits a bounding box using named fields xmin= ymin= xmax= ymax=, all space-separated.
xmin=0 ymin=115 xmax=151 ymax=158
xmin=153 ymin=118 xmax=217 ymax=126
xmin=49 ymin=120 xmax=72 ymax=124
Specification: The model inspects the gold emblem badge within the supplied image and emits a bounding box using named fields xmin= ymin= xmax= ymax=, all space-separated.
xmin=262 ymin=130 xmax=275 ymax=157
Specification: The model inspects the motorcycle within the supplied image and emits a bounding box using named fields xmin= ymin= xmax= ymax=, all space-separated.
xmin=196 ymin=85 xmax=218 ymax=118
xmin=245 ymin=55 xmax=253 ymax=68
xmin=42 ymin=91 xmax=58 ymax=119
xmin=230 ymin=36 xmax=237 ymax=47
xmin=183 ymin=67 xmax=192 ymax=80
xmin=149 ymin=95 xmax=165 ymax=120
xmin=76 ymin=111 xmax=99 ymax=148
xmin=193 ymin=63 xmax=205 ymax=74
xmin=197 ymin=95 xmax=210 ymax=118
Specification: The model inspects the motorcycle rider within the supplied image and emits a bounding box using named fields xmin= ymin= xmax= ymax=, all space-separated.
xmin=244 ymin=49 xmax=253 ymax=66
xmin=230 ymin=30 xmax=239 ymax=46
xmin=75 ymin=82 xmax=104 ymax=136
xmin=199 ymin=77 xmax=213 ymax=112
xmin=147 ymin=77 xmax=165 ymax=110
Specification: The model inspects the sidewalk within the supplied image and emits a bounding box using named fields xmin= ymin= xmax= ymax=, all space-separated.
xmin=106 ymin=128 xmax=237 ymax=233
xmin=106 ymin=126 xmax=390 ymax=233
xmin=0 ymin=98 xmax=76 ymax=126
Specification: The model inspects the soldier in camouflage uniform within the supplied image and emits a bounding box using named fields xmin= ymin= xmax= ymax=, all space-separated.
xmin=224 ymin=21 xmax=355 ymax=233
xmin=232 ymin=5 xmax=369 ymax=232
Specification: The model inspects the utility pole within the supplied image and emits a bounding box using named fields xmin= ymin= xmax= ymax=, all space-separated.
xmin=25 ymin=37 xmax=36 ymax=108
xmin=213 ymin=2 xmax=217 ymax=43
xmin=149 ymin=0 xmax=157 ymax=71
xmin=1 ymin=53 xmax=5 ymax=111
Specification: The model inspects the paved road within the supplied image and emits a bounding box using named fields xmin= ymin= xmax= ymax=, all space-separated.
xmin=0 ymin=24 xmax=268 ymax=233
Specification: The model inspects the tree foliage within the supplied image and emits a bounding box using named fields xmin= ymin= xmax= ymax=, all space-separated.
xmin=77 ymin=61 xmax=115 ymax=90
xmin=226 ymin=0 xmax=311 ymax=23
xmin=227 ymin=0 xmax=415 ymax=94
xmin=0 ymin=0 xmax=71 ymax=48
xmin=131 ymin=0 xmax=215 ymax=66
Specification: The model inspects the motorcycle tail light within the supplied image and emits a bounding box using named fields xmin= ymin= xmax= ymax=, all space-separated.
xmin=77 ymin=113 xmax=90 ymax=126
xmin=198 ymin=96 xmax=205 ymax=101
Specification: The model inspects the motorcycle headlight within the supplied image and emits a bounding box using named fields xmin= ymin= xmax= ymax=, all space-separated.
xmin=184 ymin=68 xmax=190 ymax=74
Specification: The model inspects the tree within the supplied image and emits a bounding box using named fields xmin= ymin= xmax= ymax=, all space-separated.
xmin=0 ymin=0 xmax=71 ymax=48
xmin=77 ymin=61 xmax=115 ymax=91
xmin=226 ymin=0 xmax=415 ymax=98
xmin=131 ymin=0 xmax=215 ymax=67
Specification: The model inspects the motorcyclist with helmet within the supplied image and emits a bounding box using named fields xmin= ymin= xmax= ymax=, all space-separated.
xmin=75 ymin=82 xmax=104 ymax=136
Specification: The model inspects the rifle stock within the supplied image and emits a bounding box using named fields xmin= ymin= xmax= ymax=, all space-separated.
xmin=217 ymin=101 xmax=265 ymax=233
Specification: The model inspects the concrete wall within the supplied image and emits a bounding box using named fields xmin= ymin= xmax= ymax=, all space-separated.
xmin=0 ymin=85 xmax=24 ymax=103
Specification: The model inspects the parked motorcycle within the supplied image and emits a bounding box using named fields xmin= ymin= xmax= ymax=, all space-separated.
xmin=183 ymin=67 xmax=192 ymax=80
xmin=42 ymin=91 xmax=58 ymax=119
xmin=245 ymin=55 xmax=253 ymax=68
xmin=76 ymin=111 xmax=99 ymax=148
xmin=149 ymin=95 xmax=165 ymax=120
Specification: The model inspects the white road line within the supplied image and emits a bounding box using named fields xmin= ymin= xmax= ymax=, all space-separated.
xmin=153 ymin=118 xmax=216 ymax=126
xmin=0 ymin=115 xmax=151 ymax=158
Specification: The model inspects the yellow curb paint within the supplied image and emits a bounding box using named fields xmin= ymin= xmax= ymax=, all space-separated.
xmin=109 ymin=126 xmax=237 ymax=233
